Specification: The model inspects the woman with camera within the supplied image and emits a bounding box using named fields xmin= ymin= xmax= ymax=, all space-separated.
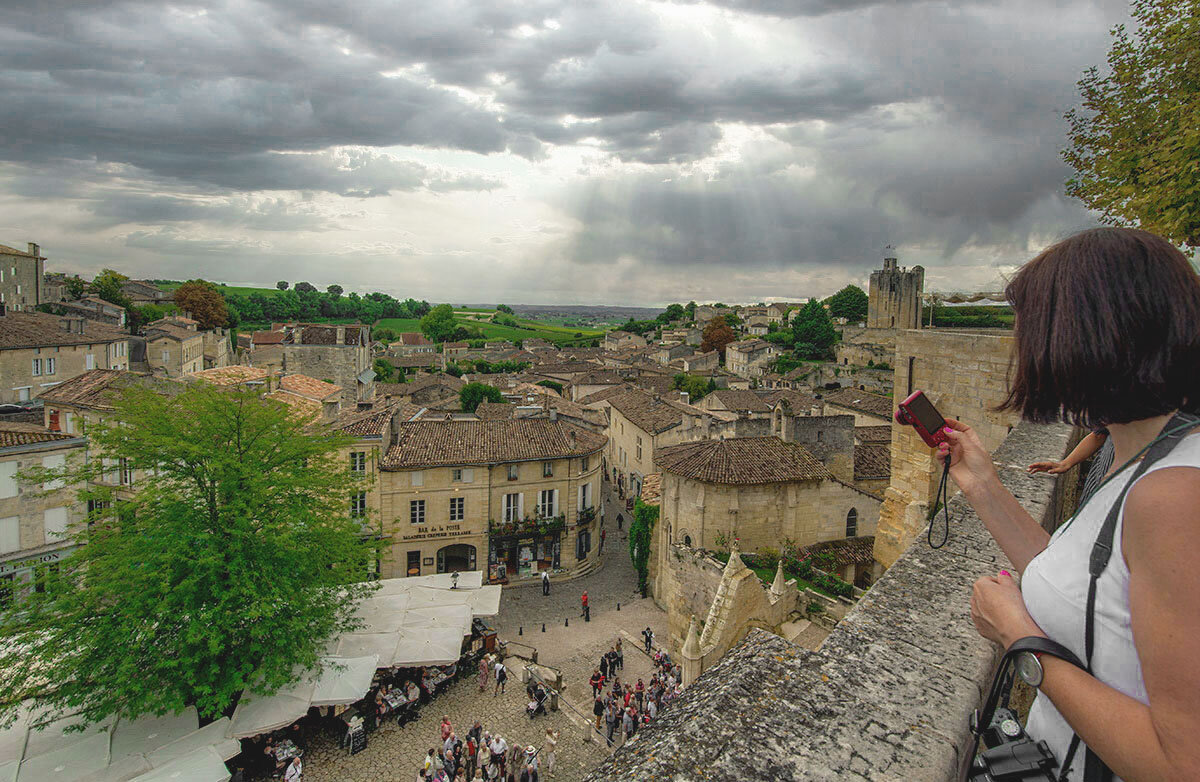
xmin=939 ymin=228 xmax=1200 ymax=781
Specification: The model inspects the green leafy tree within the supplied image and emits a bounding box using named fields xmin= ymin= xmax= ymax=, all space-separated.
xmin=671 ymin=373 xmax=714 ymax=402
xmin=90 ymin=269 xmax=130 ymax=308
xmin=0 ymin=384 xmax=378 ymax=726
xmin=276 ymin=281 xmax=289 ymax=291
xmin=724 ymin=313 xmax=742 ymax=328
xmin=327 ymin=284 xmax=343 ymax=298
xmin=496 ymin=304 xmax=515 ymax=315
xmin=791 ymin=299 xmax=838 ymax=360
xmin=825 ymin=285 xmax=869 ymax=323
xmin=629 ymin=499 xmax=658 ymax=596
xmin=460 ymin=382 xmax=504 ymax=413
xmin=445 ymin=364 xmax=464 ymax=378
xmin=536 ymin=380 xmax=563 ymax=394
xmin=373 ymin=357 xmax=395 ymax=382
xmin=294 ymin=281 xmax=317 ymax=293
xmin=656 ymin=303 xmax=685 ymax=324
xmin=65 ymin=275 xmax=87 ymax=300
xmin=1064 ymin=0 xmax=1200 ymax=247
xmin=421 ymin=304 xmax=459 ymax=343
xmin=685 ymin=301 xmax=697 ymax=319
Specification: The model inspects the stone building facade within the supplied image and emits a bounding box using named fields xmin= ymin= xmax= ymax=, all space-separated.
xmin=277 ymin=323 xmax=374 ymax=405
xmin=0 ymin=243 xmax=45 ymax=312
xmin=724 ymin=339 xmax=778 ymax=379
xmin=144 ymin=323 xmax=204 ymax=377
xmin=0 ymin=311 xmax=130 ymax=404
xmin=873 ymin=328 xmax=1019 ymax=569
xmin=867 ymin=246 xmax=924 ymax=330
xmin=0 ymin=423 xmax=87 ymax=606
xmin=598 ymin=388 xmax=711 ymax=498
xmin=650 ymin=437 xmax=880 ymax=572
xmin=378 ymin=419 xmax=606 ymax=582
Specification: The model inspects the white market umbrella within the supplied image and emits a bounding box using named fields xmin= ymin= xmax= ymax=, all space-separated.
xmin=392 ymin=628 xmax=466 ymax=667
xmin=226 ymin=681 xmax=313 ymax=740
xmin=310 ymin=656 xmax=378 ymax=707
xmin=129 ymin=747 xmax=230 ymax=782
xmin=16 ymin=728 xmax=110 ymax=781
xmin=147 ymin=718 xmax=239 ymax=767
xmin=110 ymin=708 xmax=200 ymax=761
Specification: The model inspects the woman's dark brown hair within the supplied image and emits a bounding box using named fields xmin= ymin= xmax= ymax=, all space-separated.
xmin=1002 ymin=227 xmax=1200 ymax=426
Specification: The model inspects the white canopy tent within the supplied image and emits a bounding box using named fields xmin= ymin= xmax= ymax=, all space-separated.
xmin=0 ymin=706 xmax=238 ymax=782
xmin=227 ymin=655 xmax=378 ymax=739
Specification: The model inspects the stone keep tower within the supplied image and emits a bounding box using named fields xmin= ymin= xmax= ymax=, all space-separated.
xmin=867 ymin=246 xmax=924 ymax=330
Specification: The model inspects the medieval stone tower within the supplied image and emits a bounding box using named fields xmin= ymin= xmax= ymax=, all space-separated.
xmin=867 ymin=246 xmax=924 ymax=330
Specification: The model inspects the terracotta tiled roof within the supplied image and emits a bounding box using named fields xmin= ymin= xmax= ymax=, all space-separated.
xmin=0 ymin=422 xmax=80 ymax=448
xmin=607 ymin=389 xmax=688 ymax=434
xmin=376 ymin=382 xmax=411 ymax=398
xmin=573 ymin=370 xmax=624 ymax=386
xmin=296 ymin=324 xmax=365 ymax=345
xmin=0 ymin=310 xmax=128 ymax=350
xmin=145 ymin=323 xmax=200 ymax=343
xmin=855 ymin=425 xmax=892 ymax=444
xmin=577 ymin=384 xmax=636 ymax=405
xmin=727 ymin=339 xmax=772 ymax=354
xmin=251 ymin=330 xmax=284 ymax=345
xmin=854 ymin=443 xmax=892 ymax=480
xmin=799 ymin=535 xmax=876 ymax=567
xmin=333 ymin=404 xmax=395 ymax=437
xmin=757 ymin=389 xmax=820 ymax=412
xmin=473 ymin=402 xmax=516 ymax=420
xmin=382 ymin=419 xmax=607 ymax=469
xmin=707 ymin=389 xmax=772 ymax=413
xmin=387 ymin=353 xmax=439 ymax=368
xmin=824 ymin=388 xmax=894 ymax=420
xmin=398 ymin=332 xmax=432 ymax=345
xmin=656 ymin=437 xmax=831 ymax=485
xmin=0 ymin=244 xmax=39 ymax=258
xmin=632 ymin=376 xmax=674 ymax=396
xmin=36 ymin=369 xmax=173 ymax=410
xmin=190 ymin=366 xmax=270 ymax=386
xmin=640 ymin=473 xmax=662 ymax=506
xmin=265 ymin=389 xmax=321 ymax=420
xmin=406 ymin=374 xmax=465 ymax=394
xmin=530 ymin=361 xmax=601 ymax=376
xmin=279 ymin=374 xmax=341 ymax=401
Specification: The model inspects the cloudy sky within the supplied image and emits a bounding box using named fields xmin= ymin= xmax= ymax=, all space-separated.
xmin=0 ymin=0 xmax=1129 ymax=306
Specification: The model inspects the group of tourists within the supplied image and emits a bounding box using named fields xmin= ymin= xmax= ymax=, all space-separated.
xmin=586 ymin=635 xmax=682 ymax=747
xmin=418 ymin=716 xmax=558 ymax=782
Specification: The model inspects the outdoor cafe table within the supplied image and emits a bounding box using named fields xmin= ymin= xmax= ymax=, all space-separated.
xmin=274 ymin=739 xmax=302 ymax=763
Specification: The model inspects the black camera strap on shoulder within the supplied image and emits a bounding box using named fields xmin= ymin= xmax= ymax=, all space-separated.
xmin=1058 ymin=412 xmax=1200 ymax=782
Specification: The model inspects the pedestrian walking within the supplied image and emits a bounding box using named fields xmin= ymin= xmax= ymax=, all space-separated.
xmin=615 ymin=639 xmax=623 ymax=670
xmin=284 ymin=756 xmax=302 ymax=782
xmin=590 ymin=669 xmax=603 ymax=697
xmin=599 ymin=529 xmax=606 ymax=553
xmin=478 ymin=657 xmax=490 ymax=692
xmin=580 ymin=591 xmax=589 ymax=622
xmin=622 ymin=707 xmax=635 ymax=740
xmin=642 ymin=627 xmax=653 ymax=654
xmin=494 ymin=661 xmax=507 ymax=696
xmin=605 ymin=701 xmax=618 ymax=745
xmin=541 ymin=570 xmax=550 ymax=596
xmin=543 ymin=729 xmax=557 ymax=777
xmin=598 ymin=653 xmax=609 ymax=679
xmin=616 ymin=512 xmax=623 ymax=532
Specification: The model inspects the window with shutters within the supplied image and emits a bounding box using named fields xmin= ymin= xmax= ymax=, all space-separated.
xmin=503 ymin=493 xmax=521 ymax=522
xmin=581 ymin=456 xmax=589 ymax=472
xmin=350 ymin=491 xmax=367 ymax=518
xmin=45 ymin=358 xmax=55 ymax=375
xmin=411 ymin=471 xmax=424 ymax=487
xmin=118 ymin=458 xmax=134 ymax=486
xmin=409 ymin=499 xmax=425 ymax=524
xmin=507 ymin=464 xmax=519 ymax=481
xmin=449 ymin=496 xmax=464 ymax=522
xmin=31 ymin=358 xmax=41 ymax=377
xmin=542 ymin=461 xmax=553 ymax=478
xmin=538 ymin=489 xmax=556 ymax=518
xmin=44 ymin=507 xmax=69 ymax=541
xmin=0 ymin=516 xmax=19 ymax=554
xmin=0 ymin=462 xmax=17 ymax=499
xmin=635 ymin=436 xmax=642 ymax=461
xmin=350 ymin=451 xmax=366 ymax=473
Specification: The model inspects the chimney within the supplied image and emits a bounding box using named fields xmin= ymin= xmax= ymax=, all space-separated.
xmin=27 ymin=243 xmax=39 ymax=258
xmin=550 ymin=409 xmax=558 ymax=422
xmin=336 ymin=325 xmax=346 ymax=344
xmin=323 ymin=399 xmax=340 ymax=422
xmin=679 ymin=391 xmax=690 ymax=405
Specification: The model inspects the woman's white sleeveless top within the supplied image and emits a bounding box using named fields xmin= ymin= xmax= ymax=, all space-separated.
xmin=1021 ymin=432 xmax=1200 ymax=781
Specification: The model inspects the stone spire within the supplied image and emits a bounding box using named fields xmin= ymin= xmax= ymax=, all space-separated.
xmin=682 ymin=614 xmax=701 ymax=658
xmin=724 ymin=539 xmax=746 ymax=576
xmin=770 ymin=558 xmax=787 ymax=598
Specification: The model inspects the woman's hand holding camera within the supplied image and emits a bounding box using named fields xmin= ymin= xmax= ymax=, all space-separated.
xmin=936 ymin=418 xmax=1001 ymax=498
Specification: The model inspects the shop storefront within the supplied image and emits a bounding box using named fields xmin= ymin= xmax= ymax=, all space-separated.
xmin=487 ymin=518 xmax=566 ymax=583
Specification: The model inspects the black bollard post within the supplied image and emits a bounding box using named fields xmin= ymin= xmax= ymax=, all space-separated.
xmin=542 ymin=623 xmax=546 ymax=633
xmin=617 ymin=602 xmax=620 ymax=611
xmin=565 ymin=617 xmax=569 ymax=627
xmin=519 ymin=626 xmax=523 ymax=636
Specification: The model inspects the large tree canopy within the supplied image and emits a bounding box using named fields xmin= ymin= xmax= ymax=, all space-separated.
xmin=824 ymin=285 xmax=868 ymax=324
xmin=791 ymin=298 xmax=838 ymax=360
xmin=460 ymin=382 xmax=504 ymax=413
xmin=172 ymin=279 xmax=229 ymax=329
xmin=700 ymin=317 xmax=736 ymax=357
xmin=1064 ymin=0 xmax=1200 ymax=247
xmin=0 ymin=384 xmax=378 ymax=726
xmin=421 ymin=303 xmax=459 ymax=343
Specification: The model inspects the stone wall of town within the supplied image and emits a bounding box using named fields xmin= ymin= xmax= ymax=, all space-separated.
xmin=779 ymin=413 xmax=855 ymax=482
xmin=586 ymin=419 xmax=1076 ymax=782
xmin=283 ymin=343 xmax=371 ymax=403
xmin=649 ymin=540 xmax=725 ymax=655
xmin=874 ymin=328 xmax=1019 ymax=569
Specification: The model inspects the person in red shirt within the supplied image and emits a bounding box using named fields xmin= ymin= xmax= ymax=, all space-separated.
xmin=580 ymin=591 xmax=589 ymax=621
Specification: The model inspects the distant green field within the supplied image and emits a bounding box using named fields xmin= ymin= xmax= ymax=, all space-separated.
xmin=376 ymin=313 xmax=601 ymax=346
xmin=159 ymin=282 xmax=285 ymax=298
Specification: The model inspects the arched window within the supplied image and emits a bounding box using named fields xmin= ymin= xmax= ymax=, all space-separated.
xmin=846 ymin=508 xmax=858 ymax=537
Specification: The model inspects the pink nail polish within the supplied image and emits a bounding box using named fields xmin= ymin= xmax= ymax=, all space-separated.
xmin=999 ymin=570 xmax=1010 ymax=576
xmin=943 ymin=426 xmax=953 ymax=434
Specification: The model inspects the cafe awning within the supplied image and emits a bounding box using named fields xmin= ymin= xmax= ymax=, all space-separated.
xmin=227 ymin=654 xmax=378 ymax=738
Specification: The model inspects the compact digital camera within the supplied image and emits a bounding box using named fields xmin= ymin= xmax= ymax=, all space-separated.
xmin=895 ymin=390 xmax=950 ymax=448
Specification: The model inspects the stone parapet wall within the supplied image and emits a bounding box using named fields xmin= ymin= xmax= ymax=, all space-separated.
xmin=585 ymin=419 xmax=1074 ymax=782
xmin=650 ymin=541 xmax=725 ymax=655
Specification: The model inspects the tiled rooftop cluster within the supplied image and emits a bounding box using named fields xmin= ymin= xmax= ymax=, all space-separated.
xmin=655 ymin=437 xmax=831 ymax=484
